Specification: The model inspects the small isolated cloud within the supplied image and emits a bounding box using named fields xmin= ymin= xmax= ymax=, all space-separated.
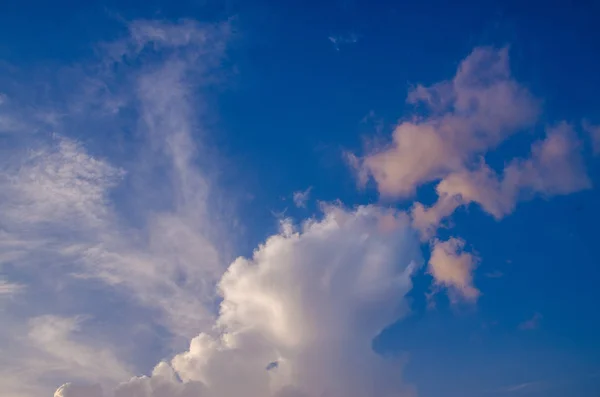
xmin=490 ymin=380 xmax=547 ymax=394
xmin=328 ymin=33 xmax=359 ymax=51
xmin=428 ymin=238 xmax=480 ymax=302
xmin=484 ymin=270 xmax=504 ymax=278
xmin=519 ymin=312 xmax=543 ymax=330
xmin=292 ymin=187 xmax=312 ymax=208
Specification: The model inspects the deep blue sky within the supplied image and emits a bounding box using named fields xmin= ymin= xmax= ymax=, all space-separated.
xmin=1 ymin=1 xmax=600 ymax=397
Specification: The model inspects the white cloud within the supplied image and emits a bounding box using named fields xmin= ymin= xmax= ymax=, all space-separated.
xmin=428 ymin=238 xmax=480 ymax=302
xmin=0 ymin=315 xmax=131 ymax=397
xmin=26 ymin=315 xmax=132 ymax=382
xmin=56 ymin=205 xmax=421 ymax=397
xmin=0 ymin=20 xmax=594 ymax=397
xmin=1 ymin=135 xmax=125 ymax=230
xmin=0 ymin=18 xmax=234 ymax=396
xmin=55 ymin=383 xmax=103 ymax=397
xmin=292 ymin=187 xmax=312 ymax=208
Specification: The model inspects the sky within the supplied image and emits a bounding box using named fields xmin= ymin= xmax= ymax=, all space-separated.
xmin=0 ymin=1 xmax=599 ymax=397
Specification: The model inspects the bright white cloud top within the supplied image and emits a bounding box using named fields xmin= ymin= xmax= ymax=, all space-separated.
xmin=0 ymin=13 xmax=596 ymax=397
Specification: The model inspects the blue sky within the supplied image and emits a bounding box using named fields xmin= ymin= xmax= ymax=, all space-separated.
xmin=0 ymin=1 xmax=599 ymax=397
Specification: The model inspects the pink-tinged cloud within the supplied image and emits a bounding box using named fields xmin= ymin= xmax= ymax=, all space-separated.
xmin=412 ymin=122 xmax=591 ymax=239
xmin=428 ymin=238 xmax=480 ymax=302
xmin=356 ymin=46 xmax=539 ymax=198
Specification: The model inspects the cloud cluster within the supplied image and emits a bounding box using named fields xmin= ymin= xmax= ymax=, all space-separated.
xmin=0 ymin=15 xmax=594 ymax=397
xmin=0 ymin=17 xmax=424 ymax=397
xmin=58 ymin=205 xmax=421 ymax=397
xmin=354 ymin=46 xmax=591 ymax=300
xmin=412 ymin=122 xmax=590 ymax=240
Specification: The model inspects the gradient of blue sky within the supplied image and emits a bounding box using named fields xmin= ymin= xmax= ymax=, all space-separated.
xmin=0 ymin=1 xmax=599 ymax=397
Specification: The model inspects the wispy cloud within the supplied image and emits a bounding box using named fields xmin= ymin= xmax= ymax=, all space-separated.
xmin=328 ymin=33 xmax=359 ymax=51
xmin=292 ymin=186 xmax=312 ymax=208
xmin=485 ymin=380 xmax=547 ymax=395
xmin=56 ymin=205 xmax=421 ymax=397
xmin=519 ymin=312 xmax=543 ymax=330
xmin=0 ymin=17 xmax=424 ymax=397
xmin=0 ymin=16 xmax=595 ymax=397
xmin=0 ymin=18 xmax=234 ymax=395
xmin=583 ymin=120 xmax=600 ymax=155
xmin=0 ymin=279 xmax=24 ymax=295
xmin=484 ymin=270 xmax=504 ymax=278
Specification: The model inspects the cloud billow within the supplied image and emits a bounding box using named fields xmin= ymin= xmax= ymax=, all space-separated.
xmin=0 ymin=14 xmax=594 ymax=397
xmin=353 ymin=46 xmax=592 ymax=301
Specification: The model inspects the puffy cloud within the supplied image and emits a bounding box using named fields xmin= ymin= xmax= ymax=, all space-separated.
xmin=428 ymin=238 xmax=480 ymax=302
xmin=56 ymin=205 xmax=421 ymax=397
xmin=356 ymin=46 xmax=539 ymax=198
xmin=352 ymin=47 xmax=591 ymax=299
xmin=412 ymin=122 xmax=591 ymax=239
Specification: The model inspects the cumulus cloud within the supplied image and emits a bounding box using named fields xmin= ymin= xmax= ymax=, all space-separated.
xmin=356 ymin=46 xmax=539 ymax=198
xmin=1 ymin=18 xmax=594 ymax=397
xmin=1 ymin=17 xmax=424 ymax=397
xmin=428 ymin=238 xmax=479 ymax=302
xmin=353 ymin=46 xmax=591 ymax=300
xmin=54 ymin=383 xmax=103 ymax=397
xmin=56 ymin=205 xmax=421 ymax=397
xmin=412 ymin=122 xmax=590 ymax=239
